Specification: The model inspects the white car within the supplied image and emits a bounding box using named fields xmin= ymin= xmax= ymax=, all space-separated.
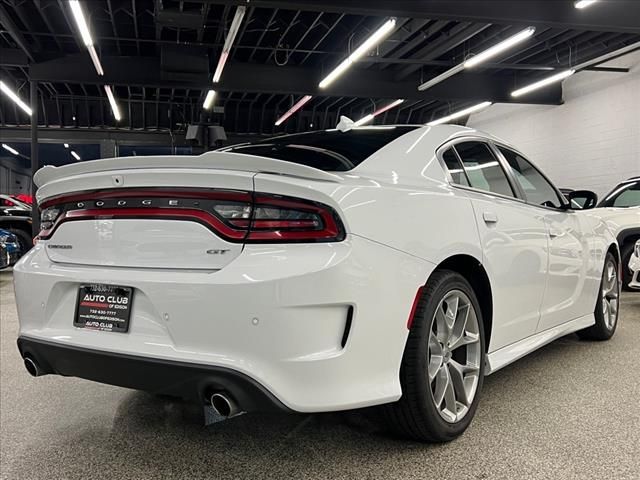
xmin=14 ymin=125 xmax=620 ymax=442
xmin=593 ymin=177 xmax=640 ymax=290
xmin=629 ymin=240 xmax=640 ymax=289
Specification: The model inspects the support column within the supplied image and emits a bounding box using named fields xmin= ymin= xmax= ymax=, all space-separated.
xmin=30 ymin=80 xmax=40 ymax=235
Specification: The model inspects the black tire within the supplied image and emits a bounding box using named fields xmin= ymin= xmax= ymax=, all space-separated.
xmin=620 ymin=240 xmax=636 ymax=291
xmin=383 ymin=270 xmax=486 ymax=442
xmin=7 ymin=228 xmax=33 ymax=254
xmin=577 ymin=252 xmax=620 ymax=341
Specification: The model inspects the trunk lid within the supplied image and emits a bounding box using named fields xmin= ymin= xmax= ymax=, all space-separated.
xmin=35 ymin=152 xmax=342 ymax=270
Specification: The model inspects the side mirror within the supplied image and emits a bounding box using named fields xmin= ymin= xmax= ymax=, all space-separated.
xmin=566 ymin=190 xmax=598 ymax=210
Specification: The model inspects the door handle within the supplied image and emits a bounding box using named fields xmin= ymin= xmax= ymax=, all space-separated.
xmin=483 ymin=211 xmax=498 ymax=224
xmin=549 ymin=229 xmax=561 ymax=239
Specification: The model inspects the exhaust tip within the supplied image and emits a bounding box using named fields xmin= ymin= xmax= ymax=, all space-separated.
xmin=24 ymin=357 xmax=39 ymax=377
xmin=210 ymin=392 xmax=243 ymax=418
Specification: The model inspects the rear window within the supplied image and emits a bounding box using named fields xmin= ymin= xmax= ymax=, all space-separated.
xmin=223 ymin=127 xmax=419 ymax=171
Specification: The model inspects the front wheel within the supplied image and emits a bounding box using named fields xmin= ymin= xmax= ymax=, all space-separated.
xmin=383 ymin=270 xmax=485 ymax=442
xmin=578 ymin=252 xmax=620 ymax=341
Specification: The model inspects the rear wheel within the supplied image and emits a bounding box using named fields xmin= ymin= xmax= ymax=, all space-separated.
xmin=578 ymin=252 xmax=620 ymax=341
xmin=384 ymin=270 xmax=485 ymax=442
xmin=7 ymin=228 xmax=32 ymax=254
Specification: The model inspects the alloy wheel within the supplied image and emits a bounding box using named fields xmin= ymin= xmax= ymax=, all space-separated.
xmin=428 ymin=290 xmax=481 ymax=423
xmin=601 ymin=259 xmax=619 ymax=330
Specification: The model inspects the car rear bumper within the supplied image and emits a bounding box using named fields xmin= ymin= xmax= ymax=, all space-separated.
xmin=17 ymin=336 xmax=289 ymax=412
xmin=13 ymin=236 xmax=433 ymax=412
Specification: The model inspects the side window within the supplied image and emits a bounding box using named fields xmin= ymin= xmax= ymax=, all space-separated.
xmin=612 ymin=183 xmax=640 ymax=207
xmin=498 ymin=147 xmax=562 ymax=208
xmin=441 ymin=148 xmax=470 ymax=186
xmin=453 ymin=142 xmax=515 ymax=198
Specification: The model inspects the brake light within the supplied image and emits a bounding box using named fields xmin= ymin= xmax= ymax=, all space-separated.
xmin=38 ymin=189 xmax=345 ymax=243
xmin=245 ymin=195 xmax=343 ymax=241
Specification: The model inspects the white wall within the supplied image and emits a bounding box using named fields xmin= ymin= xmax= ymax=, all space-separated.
xmin=468 ymin=50 xmax=640 ymax=198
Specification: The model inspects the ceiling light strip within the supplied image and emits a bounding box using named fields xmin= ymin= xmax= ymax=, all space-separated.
xmin=575 ymin=0 xmax=598 ymax=9
xmin=464 ymin=27 xmax=536 ymax=69
xmin=427 ymin=101 xmax=492 ymax=126
xmin=203 ymin=90 xmax=216 ymax=110
xmin=418 ymin=27 xmax=535 ymax=91
xmin=354 ymin=99 xmax=405 ymax=126
xmin=319 ymin=18 xmax=396 ymax=89
xmin=2 ymin=143 xmax=19 ymax=155
xmin=104 ymin=85 xmax=122 ymax=121
xmin=275 ymin=95 xmax=313 ymax=126
xmin=510 ymin=69 xmax=575 ymax=97
xmin=213 ymin=6 xmax=246 ymax=83
xmin=0 ymin=80 xmax=32 ymax=115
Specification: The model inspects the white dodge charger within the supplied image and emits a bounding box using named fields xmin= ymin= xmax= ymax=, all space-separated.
xmin=14 ymin=125 xmax=621 ymax=442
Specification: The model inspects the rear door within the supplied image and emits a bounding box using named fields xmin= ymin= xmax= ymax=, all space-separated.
xmin=495 ymin=146 xmax=597 ymax=331
xmin=443 ymin=140 xmax=549 ymax=351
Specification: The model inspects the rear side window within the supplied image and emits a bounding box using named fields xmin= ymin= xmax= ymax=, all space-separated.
xmin=453 ymin=142 xmax=515 ymax=198
xmin=599 ymin=181 xmax=640 ymax=207
xmin=498 ymin=147 xmax=562 ymax=209
xmin=224 ymin=126 xmax=419 ymax=172
xmin=441 ymin=148 xmax=470 ymax=186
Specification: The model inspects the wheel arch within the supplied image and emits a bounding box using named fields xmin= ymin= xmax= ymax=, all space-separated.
xmin=429 ymin=254 xmax=493 ymax=352
xmin=617 ymin=227 xmax=640 ymax=251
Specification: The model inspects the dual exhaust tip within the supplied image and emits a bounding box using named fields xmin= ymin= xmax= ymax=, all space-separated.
xmin=24 ymin=356 xmax=244 ymax=420
xmin=24 ymin=357 xmax=42 ymax=377
xmin=210 ymin=392 xmax=244 ymax=419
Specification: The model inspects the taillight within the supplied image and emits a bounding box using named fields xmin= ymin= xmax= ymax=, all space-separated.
xmin=40 ymin=206 xmax=61 ymax=230
xmin=38 ymin=189 xmax=345 ymax=243
xmin=244 ymin=194 xmax=344 ymax=242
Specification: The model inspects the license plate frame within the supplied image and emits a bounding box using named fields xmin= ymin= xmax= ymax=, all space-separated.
xmin=74 ymin=284 xmax=133 ymax=333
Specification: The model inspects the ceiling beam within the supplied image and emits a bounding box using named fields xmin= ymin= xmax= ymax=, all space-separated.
xmin=201 ymin=0 xmax=640 ymax=34
xmin=0 ymin=4 xmax=36 ymax=62
xmin=29 ymin=54 xmax=563 ymax=105
xmin=0 ymin=48 xmax=29 ymax=66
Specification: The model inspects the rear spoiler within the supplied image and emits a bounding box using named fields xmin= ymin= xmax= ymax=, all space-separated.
xmin=34 ymin=151 xmax=342 ymax=188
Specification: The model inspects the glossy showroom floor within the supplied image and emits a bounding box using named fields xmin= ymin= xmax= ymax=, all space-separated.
xmin=1 ymin=268 xmax=639 ymax=480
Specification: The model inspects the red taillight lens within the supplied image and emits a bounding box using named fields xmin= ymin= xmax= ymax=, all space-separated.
xmin=244 ymin=195 xmax=343 ymax=242
xmin=38 ymin=189 xmax=345 ymax=243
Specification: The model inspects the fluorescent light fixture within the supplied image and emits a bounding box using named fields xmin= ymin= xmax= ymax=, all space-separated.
xmin=69 ymin=1 xmax=104 ymax=75
xmin=71 ymin=150 xmax=81 ymax=161
xmin=511 ymin=69 xmax=575 ymax=97
xmin=354 ymin=99 xmax=405 ymax=126
xmin=104 ymin=85 xmax=122 ymax=121
xmin=419 ymin=27 xmax=535 ymax=91
xmin=64 ymin=143 xmax=69 ymax=148
xmin=354 ymin=114 xmax=374 ymax=127
xmin=88 ymin=46 xmax=104 ymax=75
xmin=575 ymin=0 xmax=598 ymax=8
xmin=69 ymin=0 xmax=93 ymax=46
xmin=203 ymin=90 xmax=216 ymax=110
xmin=0 ymin=80 xmax=32 ymax=115
xmin=464 ymin=27 xmax=536 ymax=68
xmin=427 ymin=101 xmax=492 ymax=126
xmin=418 ymin=64 xmax=465 ymax=92
xmin=212 ymin=6 xmax=246 ymax=83
xmin=319 ymin=18 xmax=396 ymax=89
xmin=2 ymin=143 xmax=19 ymax=155
xmin=275 ymin=95 xmax=313 ymax=126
